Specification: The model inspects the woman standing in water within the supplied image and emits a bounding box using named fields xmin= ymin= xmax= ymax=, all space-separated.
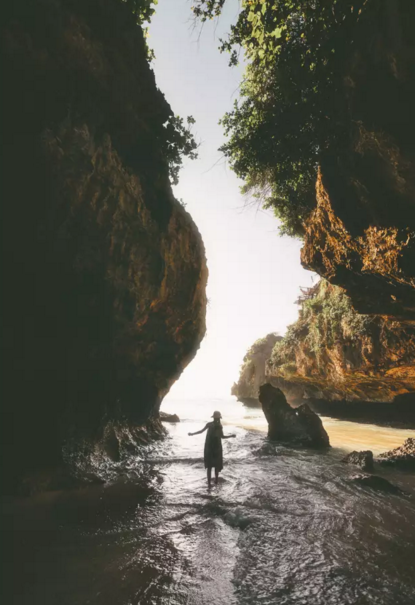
xmin=188 ymin=411 xmax=236 ymax=486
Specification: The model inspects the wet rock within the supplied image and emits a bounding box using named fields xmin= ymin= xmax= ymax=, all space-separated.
xmin=223 ymin=507 xmax=254 ymax=530
xmin=259 ymin=383 xmax=330 ymax=448
xmin=159 ymin=412 xmax=180 ymax=423
xmin=351 ymin=474 xmax=406 ymax=496
xmin=377 ymin=438 xmax=415 ymax=471
xmin=342 ymin=450 xmax=374 ymax=472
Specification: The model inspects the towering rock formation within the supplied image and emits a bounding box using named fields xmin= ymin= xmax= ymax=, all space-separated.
xmin=1 ymin=0 xmax=207 ymax=488
xmin=301 ymin=0 xmax=415 ymax=320
xmin=231 ymin=333 xmax=281 ymax=404
xmin=233 ymin=281 xmax=415 ymax=423
xmin=267 ymin=281 xmax=415 ymax=403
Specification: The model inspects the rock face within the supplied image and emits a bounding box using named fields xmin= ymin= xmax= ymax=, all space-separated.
xmin=301 ymin=1 xmax=415 ymax=320
xmin=1 ymin=0 xmax=207 ymax=488
xmin=350 ymin=474 xmax=406 ymax=496
xmin=342 ymin=451 xmax=374 ymax=473
xmin=258 ymin=384 xmax=330 ymax=448
xmin=231 ymin=334 xmax=281 ymax=403
xmin=378 ymin=438 xmax=415 ymax=471
xmin=267 ymin=280 xmax=415 ymax=405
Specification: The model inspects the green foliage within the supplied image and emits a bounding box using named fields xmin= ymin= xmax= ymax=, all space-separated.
xmin=123 ymin=0 xmax=158 ymax=25
xmin=122 ymin=0 xmax=157 ymax=59
xmin=302 ymin=281 xmax=371 ymax=353
xmin=121 ymin=2 xmax=198 ymax=184
xmin=192 ymin=0 xmax=366 ymax=236
xmin=271 ymin=280 xmax=373 ymax=368
xmin=162 ymin=116 xmax=198 ymax=186
xmin=243 ymin=332 xmax=280 ymax=363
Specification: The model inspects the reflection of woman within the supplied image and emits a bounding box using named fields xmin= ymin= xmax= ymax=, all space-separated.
xmin=188 ymin=411 xmax=236 ymax=486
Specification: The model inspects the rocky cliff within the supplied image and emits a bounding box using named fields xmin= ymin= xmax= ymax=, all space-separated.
xmin=268 ymin=281 xmax=415 ymax=403
xmin=301 ymin=0 xmax=415 ymax=319
xmin=233 ymin=281 xmax=415 ymax=414
xmin=231 ymin=333 xmax=280 ymax=404
xmin=1 ymin=0 xmax=207 ymax=489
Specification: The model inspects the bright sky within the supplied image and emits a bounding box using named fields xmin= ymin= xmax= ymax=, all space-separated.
xmin=150 ymin=0 xmax=316 ymax=398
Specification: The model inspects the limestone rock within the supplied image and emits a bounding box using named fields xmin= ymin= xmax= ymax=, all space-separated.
xmin=231 ymin=334 xmax=281 ymax=402
xmin=300 ymin=2 xmax=415 ymax=320
xmin=342 ymin=450 xmax=374 ymax=473
xmin=267 ymin=280 xmax=415 ymax=406
xmin=377 ymin=438 xmax=415 ymax=471
xmin=259 ymin=383 xmax=330 ymax=448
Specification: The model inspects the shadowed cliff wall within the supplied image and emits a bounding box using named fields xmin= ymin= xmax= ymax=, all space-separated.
xmin=301 ymin=0 xmax=415 ymax=319
xmin=0 ymin=0 xmax=207 ymax=486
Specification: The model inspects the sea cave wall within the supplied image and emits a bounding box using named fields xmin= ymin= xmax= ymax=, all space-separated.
xmin=301 ymin=0 xmax=415 ymax=319
xmin=0 ymin=0 xmax=207 ymax=487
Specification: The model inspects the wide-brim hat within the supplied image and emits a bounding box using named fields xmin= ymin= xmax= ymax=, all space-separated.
xmin=212 ymin=411 xmax=222 ymax=419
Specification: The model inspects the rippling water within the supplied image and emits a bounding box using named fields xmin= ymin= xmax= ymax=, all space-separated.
xmin=2 ymin=397 xmax=415 ymax=605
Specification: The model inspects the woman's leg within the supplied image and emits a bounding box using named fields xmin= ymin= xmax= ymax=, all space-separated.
xmin=214 ymin=467 xmax=219 ymax=484
xmin=207 ymin=467 xmax=212 ymax=486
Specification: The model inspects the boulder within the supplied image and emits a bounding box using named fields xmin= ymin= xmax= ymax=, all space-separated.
xmin=159 ymin=412 xmax=180 ymax=423
xmin=377 ymin=438 xmax=415 ymax=471
xmin=259 ymin=383 xmax=330 ymax=448
xmin=350 ymin=474 xmax=406 ymax=496
xmin=342 ymin=450 xmax=374 ymax=472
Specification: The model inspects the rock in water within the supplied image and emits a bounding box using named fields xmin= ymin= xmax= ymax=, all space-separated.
xmin=159 ymin=412 xmax=180 ymax=423
xmin=377 ymin=438 xmax=415 ymax=471
xmin=259 ymin=383 xmax=330 ymax=448
xmin=342 ymin=451 xmax=374 ymax=472
xmin=351 ymin=474 xmax=406 ymax=496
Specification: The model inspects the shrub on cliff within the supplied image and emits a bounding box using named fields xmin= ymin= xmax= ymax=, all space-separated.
xmin=270 ymin=280 xmax=373 ymax=371
xmin=192 ymin=0 xmax=367 ymax=236
xmin=124 ymin=0 xmax=198 ymax=183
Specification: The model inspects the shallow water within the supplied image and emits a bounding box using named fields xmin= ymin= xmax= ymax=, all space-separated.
xmin=2 ymin=397 xmax=415 ymax=605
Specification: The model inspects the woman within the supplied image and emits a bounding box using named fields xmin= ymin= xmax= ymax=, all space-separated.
xmin=188 ymin=411 xmax=236 ymax=486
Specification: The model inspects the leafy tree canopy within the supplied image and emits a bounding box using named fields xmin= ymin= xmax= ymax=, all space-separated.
xmin=192 ymin=0 xmax=366 ymax=236
xmin=123 ymin=0 xmax=158 ymax=25
xmin=123 ymin=1 xmax=198 ymax=185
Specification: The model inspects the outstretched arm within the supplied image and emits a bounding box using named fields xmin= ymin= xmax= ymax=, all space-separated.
xmin=188 ymin=424 xmax=208 ymax=436
xmin=222 ymin=433 xmax=236 ymax=439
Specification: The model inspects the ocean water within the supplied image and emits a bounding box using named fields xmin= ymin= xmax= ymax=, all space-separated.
xmin=2 ymin=396 xmax=415 ymax=605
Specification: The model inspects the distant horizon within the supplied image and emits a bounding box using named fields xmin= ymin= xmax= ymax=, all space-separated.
xmin=151 ymin=0 xmax=316 ymax=398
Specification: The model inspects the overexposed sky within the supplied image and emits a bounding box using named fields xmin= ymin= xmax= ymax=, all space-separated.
xmin=150 ymin=0 xmax=316 ymax=398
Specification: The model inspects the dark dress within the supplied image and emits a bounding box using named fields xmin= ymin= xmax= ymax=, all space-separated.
xmin=204 ymin=421 xmax=224 ymax=470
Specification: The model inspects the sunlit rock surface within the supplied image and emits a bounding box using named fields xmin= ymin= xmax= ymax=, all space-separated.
xmin=268 ymin=281 xmax=415 ymax=403
xmin=233 ymin=281 xmax=415 ymax=424
xmin=0 ymin=0 xmax=207 ymax=489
